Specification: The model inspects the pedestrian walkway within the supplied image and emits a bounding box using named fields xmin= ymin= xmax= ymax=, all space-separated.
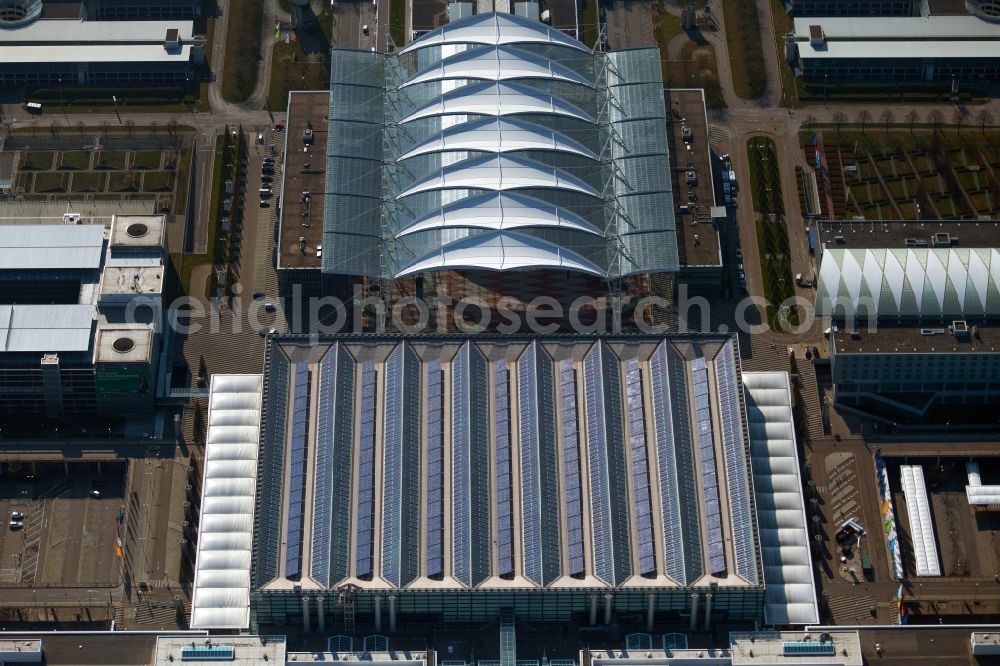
xmin=795 ymin=354 xmax=826 ymax=441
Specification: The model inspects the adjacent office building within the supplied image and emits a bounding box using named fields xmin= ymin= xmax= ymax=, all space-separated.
xmin=0 ymin=215 xmax=164 ymax=418
xmin=786 ymin=0 xmax=923 ymax=16
xmin=815 ymin=219 xmax=1000 ymax=417
xmin=0 ymin=1 xmax=201 ymax=87
xmin=277 ymin=12 xmax=678 ymax=328
xmin=786 ymin=15 xmax=1000 ymax=83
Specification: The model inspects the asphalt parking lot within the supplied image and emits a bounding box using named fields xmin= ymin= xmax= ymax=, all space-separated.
xmin=0 ymin=461 xmax=125 ymax=588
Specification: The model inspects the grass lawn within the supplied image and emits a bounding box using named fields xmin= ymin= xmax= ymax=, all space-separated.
xmin=58 ymin=151 xmax=92 ymax=170
xmin=580 ymin=0 xmax=600 ymax=48
xmin=71 ymin=172 xmax=105 ymax=192
xmin=174 ymin=148 xmax=193 ymax=213
xmin=143 ymin=171 xmax=176 ymax=192
xmin=661 ymin=41 xmax=726 ymax=109
xmin=770 ymin=0 xmax=802 ymax=108
xmin=722 ymin=0 xmax=767 ymax=100
xmin=163 ymin=149 xmax=179 ymax=171
xmin=221 ymin=0 xmax=264 ymax=102
xmin=34 ymin=172 xmax=67 ymax=192
xmin=653 ymin=1 xmax=685 ymax=44
xmin=390 ymin=0 xmax=407 ymax=47
xmin=134 ymin=150 xmax=162 ymax=170
xmin=268 ymin=42 xmax=330 ymax=112
xmin=95 ymin=150 xmax=128 ymax=170
xmin=21 ymin=152 xmax=54 ymax=170
xmin=108 ymin=171 xmax=140 ymax=192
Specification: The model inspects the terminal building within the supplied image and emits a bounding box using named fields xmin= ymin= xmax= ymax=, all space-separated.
xmin=0 ymin=215 xmax=164 ymax=418
xmin=277 ymin=12 xmax=678 ymax=330
xmin=0 ymin=0 xmax=201 ymax=87
xmin=815 ymin=219 xmax=1000 ymax=419
xmin=189 ymin=335 xmax=819 ymax=634
xmin=786 ymin=14 xmax=1000 ymax=83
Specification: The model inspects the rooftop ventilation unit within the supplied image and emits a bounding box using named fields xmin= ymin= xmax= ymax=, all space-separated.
xmin=952 ymin=320 xmax=970 ymax=339
xmin=921 ymin=328 xmax=946 ymax=336
xmin=933 ymin=232 xmax=952 ymax=247
xmin=63 ymin=213 xmax=81 ymax=224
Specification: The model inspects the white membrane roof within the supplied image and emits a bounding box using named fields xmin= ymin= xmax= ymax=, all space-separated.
xmin=395 ymin=230 xmax=604 ymax=277
xmin=743 ymin=372 xmax=820 ymax=626
xmin=190 ymin=374 xmax=264 ymax=630
xmin=399 ymin=11 xmax=589 ymax=54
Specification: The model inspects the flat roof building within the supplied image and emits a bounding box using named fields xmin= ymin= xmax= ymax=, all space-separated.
xmin=815 ymin=219 xmax=1000 ymax=419
xmin=0 ymin=215 xmax=164 ymax=418
xmin=787 ymin=0 xmax=923 ymax=16
xmin=0 ymin=15 xmax=201 ymax=87
xmin=247 ymin=334 xmax=764 ymax=628
xmin=279 ymin=12 xmax=677 ymax=330
xmin=786 ymin=14 xmax=1000 ymax=83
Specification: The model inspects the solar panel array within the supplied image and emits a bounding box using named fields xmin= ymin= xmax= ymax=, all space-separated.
xmin=382 ymin=343 xmax=421 ymax=588
xmin=583 ymin=342 xmax=631 ymax=586
xmin=625 ymin=358 xmax=655 ymax=576
xmin=714 ymin=343 xmax=758 ymax=584
xmin=782 ymin=642 xmax=835 ymax=656
xmin=648 ymin=344 xmax=688 ymax=584
xmin=257 ymin=338 xmax=763 ymax=592
xmin=453 ymin=343 xmax=493 ymax=587
xmin=254 ymin=348 xmax=289 ymax=587
xmin=356 ymin=359 xmax=377 ymax=579
xmin=426 ymin=359 xmax=445 ymax=578
xmin=559 ymin=359 xmax=586 ymax=577
xmin=518 ymin=342 xmax=560 ymax=586
xmin=285 ymin=362 xmax=310 ymax=579
xmin=518 ymin=344 xmax=543 ymax=585
xmin=310 ymin=344 xmax=357 ymax=586
xmin=494 ymin=359 xmax=515 ymax=578
xmin=692 ymin=356 xmax=726 ymax=576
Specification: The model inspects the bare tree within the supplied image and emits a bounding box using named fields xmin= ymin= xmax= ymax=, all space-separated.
xmin=832 ymin=111 xmax=847 ymax=133
xmin=167 ymin=117 xmax=179 ymax=137
xmin=805 ymin=115 xmax=818 ymax=132
xmin=952 ymin=108 xmax=966 ymax=134
xmin=928 ymin=109 xmax=945 ymax=130
xmin=100 ymin=120 xmax=110 ymax=136
xmin=975 ymin=109 xmax=994 ymax=135
xmin=124 ymin=119 xmax=135 ymax=136
xmin=49 ymin=122 xmax=60 ymax=137
xmin=76 ymin=120 xmax=85 ymax=137
xmin=879 ymin=109 xmax=895 ymax=136
xmin=857 ymin=109 xmax=872 ymax=134
xmin=29 ymin=119 xmax=37 ymax=137
xmin=905 ymin=109 xmax=920 ymax=134
xmin=150 ymin=120 xmax=159 ymax=136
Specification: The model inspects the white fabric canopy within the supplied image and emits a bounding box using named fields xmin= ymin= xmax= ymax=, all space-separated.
xmin=190 ymin=374 xmax=263 ymax=630
xmin=900 ymin=465 xmax=941 ymax=577
xmin=743 ymin=372 xmax=820 ymax=626
xmin=395 ymin=230 xmax=604 ymax=277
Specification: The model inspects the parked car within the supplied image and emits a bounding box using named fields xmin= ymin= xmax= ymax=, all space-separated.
xmin=9 ymin=520 xmax=22 ymax=530
xmin=274 ymin=123 xmax=285 ymax=131
xmin=10 ymin=511 xmax=24 ymax=521
xmin=264 ymin=303 xmax=277 ymax=313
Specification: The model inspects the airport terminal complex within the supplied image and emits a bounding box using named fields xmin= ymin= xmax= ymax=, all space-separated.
xmin=5 ymin=0 xmax=1000 ymax=663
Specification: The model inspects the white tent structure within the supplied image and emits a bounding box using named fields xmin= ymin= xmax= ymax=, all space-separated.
xmin=900 ymin=465 xmax=941 ymax=577
xmin=190 ymin=374 xmax=264 ymax=629
xmin=965 ymin=461 xmax=1000 ymax=505
xmin=742 ymin=372 xmax=819 ymax=626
